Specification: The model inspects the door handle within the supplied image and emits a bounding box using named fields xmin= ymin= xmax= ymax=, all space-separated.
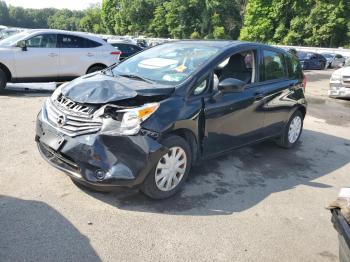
xmin=48 ymin=53 xmax=58 ymax=57
xmin=87 ymin=53 xmax=94 ymax=57
xmin=254 ymin=92 xmax=265 ymax=101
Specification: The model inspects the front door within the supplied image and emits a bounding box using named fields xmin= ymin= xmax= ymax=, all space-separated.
xmin=14 ymin=33 xmax=59 ymax=79
xmin=202 ymin=49 xmax=265 ymax=157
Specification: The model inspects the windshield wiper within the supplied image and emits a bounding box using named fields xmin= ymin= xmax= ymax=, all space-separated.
xmin=118 ymin=74 xmax=155 ymax=84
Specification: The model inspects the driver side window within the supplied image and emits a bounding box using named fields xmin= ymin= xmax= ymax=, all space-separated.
xmin=214 ymin=50 xmax=256 ymax=84
xmin=26 ymin=34 xmax=57 ymax=48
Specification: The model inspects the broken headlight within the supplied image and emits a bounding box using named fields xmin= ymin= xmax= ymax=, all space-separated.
xmin=115 ymin=103 xmax=159 ymax=135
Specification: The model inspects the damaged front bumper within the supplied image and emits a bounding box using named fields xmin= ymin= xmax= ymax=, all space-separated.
xmin=35 ymin=104 xmax=167 ymax=189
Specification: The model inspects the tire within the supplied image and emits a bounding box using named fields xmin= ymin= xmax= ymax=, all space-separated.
xmin=275 ymin=110 xmax=304 ymax=149
xmin=141 ymin=135 xmax=192 ymax=199
xmin=0 ymin=68 xmax=7 ymax=92
xmin=87 ymin=65 xmax=106 ymax=74
xmin=319 ymin=62 xmax=325 ymax=70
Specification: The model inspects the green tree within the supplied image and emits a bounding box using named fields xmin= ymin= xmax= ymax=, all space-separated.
xmin=48 ymin=9 xmax=83 ymax=31
xmin=149 ymin=4 xmax=169 ymax=37
xmin=0 ymin=0 xmax=9 ymax=25
xmin=79 ymin=4 xmax=105 ymax=33
xmin=304 ymin=0 xmax=350 ymax=47
xmin=240 ymin=0 xmax=350 ymax=47
xmin=101 ymin=0 xmax=118 ymax=34
xmin=114 ymin=0 xmax=156 ymax=35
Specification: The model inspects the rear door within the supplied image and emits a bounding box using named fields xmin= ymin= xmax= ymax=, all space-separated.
xmin=257 ymin=49 xmax=303 ymax=136
xmin=14 ymin=33 xmax=59 ymax=79
xmin=202 ymin=48 xmax=265 ymax=157
xmin=58 ymin=34 xmax=102 ymax=78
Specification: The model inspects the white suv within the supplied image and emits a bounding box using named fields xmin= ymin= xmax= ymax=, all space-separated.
xmin=0 ymin=29 xmax=120 ymax=91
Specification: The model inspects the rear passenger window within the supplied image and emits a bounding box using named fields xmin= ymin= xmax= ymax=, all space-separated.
xmin=85 ymin=38 xmax=102 ymax=48
xmin=262 ymin=50 xmax=286 ymax=81
xmin=286 ymin=54 xmax=303 ymax=80
xmin=59 ymin=34 xmax=101 ymax=48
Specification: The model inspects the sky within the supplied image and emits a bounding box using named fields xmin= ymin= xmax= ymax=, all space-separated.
xmin=4 ymin=0 xmax=101 ymax=10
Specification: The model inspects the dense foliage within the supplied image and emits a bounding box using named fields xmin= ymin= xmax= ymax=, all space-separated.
xmin=0 ymin=0 xmax=349 ymax=47
xmin=240 ymin=0 xmax=350 ymax=47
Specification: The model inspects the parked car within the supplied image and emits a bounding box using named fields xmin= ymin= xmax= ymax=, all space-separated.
xmin=0 ymin=28 xmax=23 ymax=40
xmin=329 ymin=66 xmax=350 ymax=98
xmin=0 ymin=29 xmax=120 ymax=92
xmin=322 ymin=53 xmax=346 ymax=68
xmin=297 ymin=51 xmax=327 ymax=70
xmin=36 ymin=41 xmax=307 ymax=199
xmin=108 ymin=40 xmax=143 ymax=60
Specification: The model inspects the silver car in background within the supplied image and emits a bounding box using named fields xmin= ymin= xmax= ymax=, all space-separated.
xmin=329 ymin=66 xmax=350 ymax=98
xmin=0 ymin=29 xmax=120 ymax=92
xmin=322 ymin=53 xmax=346 ymax=69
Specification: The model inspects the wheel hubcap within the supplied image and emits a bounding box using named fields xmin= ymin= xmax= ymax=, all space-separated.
xmin=155 ymin=146 xmax=187 ymax=192
xmin=288 ymin=116 xmax=302 ymax=144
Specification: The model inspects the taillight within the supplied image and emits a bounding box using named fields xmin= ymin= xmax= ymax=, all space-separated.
xmin=302 ymin=73 xmax=307 ymax=91
xmin=111 ymin=51 xmax=121 ymax=55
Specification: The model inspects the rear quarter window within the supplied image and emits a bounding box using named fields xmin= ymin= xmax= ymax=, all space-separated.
xmin=286 ymin=54 xmax=303 ymax=80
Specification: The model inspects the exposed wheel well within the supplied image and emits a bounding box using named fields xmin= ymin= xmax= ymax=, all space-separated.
xmin=164 ymin=129 xmax=199 ymax=164
xmin=297 ymin=106 xmax=306 ymax=119
xmin=86 ymin=63 xmax=107 ymax=74
xmin=0 ymin=63 xmax=12 ymax=81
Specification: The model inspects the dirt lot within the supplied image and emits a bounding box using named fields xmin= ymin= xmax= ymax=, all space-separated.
xmin=0 ymin=70 xmax=349 ymax=262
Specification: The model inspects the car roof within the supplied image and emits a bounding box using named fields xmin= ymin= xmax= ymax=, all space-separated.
xmin=108 ymin=40 xmax=138 ymax=45
xmin=25 ymin=29 xmax=106 ymax=44
xmin=164 ymin=40 xmax=289 ymax=55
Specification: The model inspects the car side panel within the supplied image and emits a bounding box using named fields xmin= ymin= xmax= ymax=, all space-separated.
xmin=14 ymin=47 xmax=59 ymax=78
xmin=0 ymin=48 xmax=16 ymax=78
xmin=258 ymin=79 xmax=305 ymax=136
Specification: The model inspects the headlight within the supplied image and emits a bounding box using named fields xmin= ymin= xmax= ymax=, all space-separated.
xmin=330 ymin=74 xmax=342 ymax=83
xmin=51 ymin=83 xmax=68 ymax=101
xmin=118 ymin=103 xmax=159 ymax=135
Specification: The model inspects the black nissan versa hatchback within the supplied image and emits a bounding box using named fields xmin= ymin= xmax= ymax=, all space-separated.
xmin=36 ymin=41 xmax=307 ymax=199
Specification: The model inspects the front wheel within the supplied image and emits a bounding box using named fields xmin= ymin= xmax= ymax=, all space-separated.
xmin=141 ymin=135 xmax=192 ymax=199
xmin=275 ymin=110 xmax=304 ymax=148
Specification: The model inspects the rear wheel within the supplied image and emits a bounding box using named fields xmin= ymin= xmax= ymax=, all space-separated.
xmin=87 ymin=65 xmax=106 ymax=74
xmin=0 ymin=68 xmax=7 ymax=92
xmin=141 ymin=135 xmax=192 ymax=199
xmin=275 ymin=110 xmax=304 ymax=148
xmin=320 ymin=62 xmax=326 ymax=70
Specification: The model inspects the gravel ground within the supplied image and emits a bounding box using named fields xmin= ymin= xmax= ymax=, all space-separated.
xmin=0 ymin=69 xmax=349 ymax=262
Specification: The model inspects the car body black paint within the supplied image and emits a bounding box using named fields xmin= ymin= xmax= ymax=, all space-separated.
xmin=36 ymin=41 xmax=307 ymax=189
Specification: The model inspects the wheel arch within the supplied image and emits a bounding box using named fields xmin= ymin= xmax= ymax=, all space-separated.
xmin=0 ymin=63 xmax=12 ymax=81
xmin=86 ymin=63 xmax=107 ymax=74
xmin=296 ymin=105 xmax=306 ymax=119
xmin=163 ymin=128 xmax=199 ymax=164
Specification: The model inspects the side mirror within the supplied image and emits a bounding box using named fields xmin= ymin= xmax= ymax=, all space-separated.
xmin=16 ymin=40 xmax=27 ymax=51
xmin=218 ymin=78 xmax=246 ymax=93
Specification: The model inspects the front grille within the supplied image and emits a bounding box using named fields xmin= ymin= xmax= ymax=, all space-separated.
xmin=46 ymin=97 xmax=102 ymax=137
xmin=54 ymin=94 xmax=96 ymax=116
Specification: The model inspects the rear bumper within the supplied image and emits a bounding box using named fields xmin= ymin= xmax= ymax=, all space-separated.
xmin=36 ymin=108 xmax=166 ymax=188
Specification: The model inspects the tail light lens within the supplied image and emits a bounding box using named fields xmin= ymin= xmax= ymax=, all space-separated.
xmin=111 ymin=51 xmax=122 ymax=55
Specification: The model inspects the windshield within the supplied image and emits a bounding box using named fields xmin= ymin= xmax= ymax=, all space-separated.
xmin=112 ymin=42 xmax=220 ymax=84
xmin=322 ymin=53 xmax=334 ymax=59
xmin=0 ymin=31 xmax=29 ymax=46
xmin=297 ymin=52 xmax=313 ymax=60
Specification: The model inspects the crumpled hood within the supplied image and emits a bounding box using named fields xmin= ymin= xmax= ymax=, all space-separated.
xmin=61 ymin=72 xmax=174 ymax=104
